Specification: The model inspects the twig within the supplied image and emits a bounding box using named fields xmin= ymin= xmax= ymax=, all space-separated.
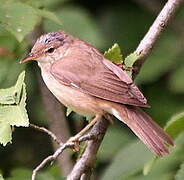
xmin=32 ymin=142 xmax=74 ymax=180
xmin=134 ymin=0 xmax=183 ymax=75
xmin=31 ymin=130 xmax=101 ymax=180
xmin=30 ymin=123 xmax=63 ymax=145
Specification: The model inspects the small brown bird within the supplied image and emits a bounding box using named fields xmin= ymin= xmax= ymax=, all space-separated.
xmin=21 ymin=31 xmax=174 ymax=156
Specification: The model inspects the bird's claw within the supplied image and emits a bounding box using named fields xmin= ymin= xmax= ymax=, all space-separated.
xmin=67 ymin=135 xmax=81 ymax=152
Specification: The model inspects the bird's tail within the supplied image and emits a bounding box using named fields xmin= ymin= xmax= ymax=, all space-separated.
xmin=101 ymin=102 xmax=174 ymax=157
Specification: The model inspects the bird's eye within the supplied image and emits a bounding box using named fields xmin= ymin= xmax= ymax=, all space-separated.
xmin=46 ymin=47 xmax=55 ymax=53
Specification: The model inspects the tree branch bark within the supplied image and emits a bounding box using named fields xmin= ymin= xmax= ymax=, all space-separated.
xmin=67 ymin=117 xmax=109 ymax=180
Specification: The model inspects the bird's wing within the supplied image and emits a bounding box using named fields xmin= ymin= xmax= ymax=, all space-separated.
xmin=50 ymin=47 xmax=148 ymax=107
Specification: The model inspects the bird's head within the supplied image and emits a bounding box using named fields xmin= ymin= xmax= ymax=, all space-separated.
xmin=20 ymin=31 xmax=67 ymax=64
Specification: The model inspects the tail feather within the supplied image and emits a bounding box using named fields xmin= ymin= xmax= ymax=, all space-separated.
xmin=108 ymin=104 xmax=174 ymax=157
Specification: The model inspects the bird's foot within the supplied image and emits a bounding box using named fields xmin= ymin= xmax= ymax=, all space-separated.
xmin=67 ymin=134 xmax=81 ymax=152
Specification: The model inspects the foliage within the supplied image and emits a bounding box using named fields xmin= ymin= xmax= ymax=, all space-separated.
xmin=0 ymin=1 xmax=61 ymax=42
xmin=175 ymin=162 xmax=184 ymax=180
xmin=104 ymin=43 xmax=123 ymax=63
xmin=165 ymin=112 xmax=184 ymax=139
xmin=0 ymin=174 xmax=4 ymax=180
xmin=0 ymin=71 xmax=28 ymax=146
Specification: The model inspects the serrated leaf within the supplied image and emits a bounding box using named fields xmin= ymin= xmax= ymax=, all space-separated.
xmin=0 ymin=71 xmax=25 ymax=105
xmin=0 ymin=2 xmax=39 ymax=42
xmin=0 ymin=123 xmax=12 ymax=146
xmin=175 ymin=162 xmax=184 ymax=180
xmin=0 ymin=71 xmax=29 ymax=146
xmin=104 ymin=43 xmax=123 ymax=63
xmin=0 ymin=87 xmax=16 ymax=105
xmin=37 ymin=9 xmax=62 ymax=25
xmin=164 ymin=112 xmax=184 ymax=139
xmin=66 ymin=107 xmax=72 ymax=116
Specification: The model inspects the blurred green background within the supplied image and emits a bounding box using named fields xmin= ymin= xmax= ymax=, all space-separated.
xmin=0 ymin=0 xmax=184 ymax=179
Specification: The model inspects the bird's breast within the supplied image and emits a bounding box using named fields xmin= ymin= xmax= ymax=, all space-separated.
xmin=40 ymin=68 xmax=102 ymax=116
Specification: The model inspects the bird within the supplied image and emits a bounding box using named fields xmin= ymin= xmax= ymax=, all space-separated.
xmin=20 ymin=30 xmax=174 ymax=157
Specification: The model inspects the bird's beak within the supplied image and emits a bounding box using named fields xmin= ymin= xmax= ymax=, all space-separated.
xmin=20 ymin=53 xmax=36 ymax=63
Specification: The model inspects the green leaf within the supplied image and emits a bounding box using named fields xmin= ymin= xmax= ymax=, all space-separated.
xmin=0 ymin=71 xmax=29 ymax=146
xmin=0 ymin=71 xmax=25 ymax=105
xmin=0 ymin=2 xmax=39 ymax=42
xmin=164 ymin=112 xmax=184 ymax=139
xmin=104 ymin=43 xmax=123 ymax=63
xmin=0 ymin=174 xmax=4 ymax=180
xmin=175 ymin=162 xmax=184 ymax=180
xmin=143 ymin=157 xmax=157 ymax=175
xmin=37 ymin=9 xmax=62 ymax=25
xmin=0 ymin=87 xmax=17 ymax=105
xmin=101 ymin=141 xmax=153 ymax=180
xmin=124 ymin=53 xmax=140 ymax=67
xmin=0 ymin=123 xmax=12 ymax=146
xmin=124 ymin=53 xmax=140 ymax=77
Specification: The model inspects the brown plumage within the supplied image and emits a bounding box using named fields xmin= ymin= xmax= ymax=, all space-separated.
xmin=20 ymin=30 xmax=174 ymax=156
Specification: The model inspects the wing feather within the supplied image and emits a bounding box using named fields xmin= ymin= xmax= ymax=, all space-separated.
xmin=50 ymin=47 xmax=148 ymax=107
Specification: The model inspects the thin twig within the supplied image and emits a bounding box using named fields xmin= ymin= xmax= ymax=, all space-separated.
xmin=31 ymin=130 xmax=100 ymax=180
xmin=32 ymin=142 xmax=74 ymax=180
xmin=30 ymin=123 xmax=63 ymax=145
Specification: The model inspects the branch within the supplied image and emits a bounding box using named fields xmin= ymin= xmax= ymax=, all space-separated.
xmin=30 ymin=123 xmax=63 ymax=145
xmin=67 ymin=117 xmax=109 ymax=180
xmin=32 ymin=142 xmax=74 ymax=180
xmin=134 ymin=0 xmax=183 ymax=75
xmin=31 ymin=129 xmax=104 ymax=180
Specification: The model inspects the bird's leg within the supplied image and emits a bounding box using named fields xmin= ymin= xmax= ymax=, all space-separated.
xmin=68 ymin=114 xmax=102 ymax=143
